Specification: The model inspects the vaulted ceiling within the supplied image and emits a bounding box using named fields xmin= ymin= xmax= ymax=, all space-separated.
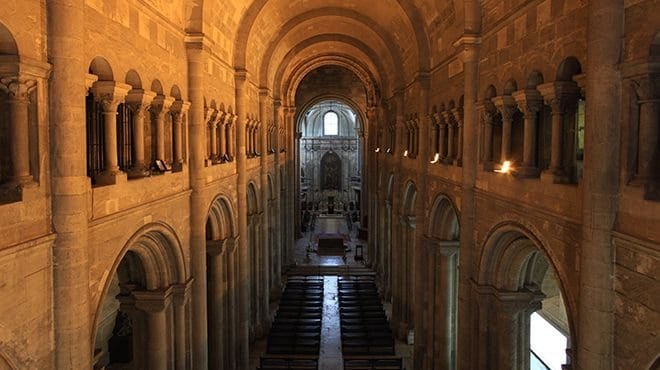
xmin=183 ymin=0 xmax=470 ymax=102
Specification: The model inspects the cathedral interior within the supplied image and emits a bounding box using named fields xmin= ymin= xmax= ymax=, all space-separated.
xmin=0 ymin=0 xmax=658 ymax=369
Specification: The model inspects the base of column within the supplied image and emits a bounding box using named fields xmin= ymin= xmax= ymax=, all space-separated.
xmin=540 ymin=169 xmax=570 ymax=184
xmin=172 ymin=161 xmax=184 ymax=173
xmin=513 ymin=166 xmax=540 ymax=179
xmin=0 ymin=179 xmax=37 ymax=204
xmin=644 ymin=180 xmax=660 ymax=201
xmin=127 ymin=166 xmax=151 ymax=179
xmin=480 ymin=161 xmax=496 ymax=172
xmin=96 ymin=170 xmax=128 ymax=186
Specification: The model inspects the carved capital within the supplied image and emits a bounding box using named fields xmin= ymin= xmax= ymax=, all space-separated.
xmin=538 ymin=81 xmax=580 ymax=114
xmin=92 ymin=81 xmax=131 ymax=113
xmin=133 ymin=288 xmax=173 ymax=314
xmin=492 ymin=95 xmax=518 ymax=121
xmin=205 ymin=108 xmax=217 ymax=125
xmin=126 ymin=89 xmax=157 ymax=115
xmin=451 ymin=107 xmax=464 ymax=126
xmin=151 ymin=94 xmax=175 ymax=115
xmin=0 ymin=76 xmax=36 ymax=100
xmin=512 ymin=89 xmax=544 ymax=117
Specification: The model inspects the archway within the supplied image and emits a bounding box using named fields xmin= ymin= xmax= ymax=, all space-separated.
xmin=92 ymin=224 xmax=188 ymax=370
xmin=205 ymin=196 xmax=238 ymax=370
xmin=298 ymin=99 xmax=362 ymax=224
xmin=418 ymin=195 xmax=460 ymax=370
xmin=246 ymin=182 xmax=266 ymax=340
xmin=392 ymin=181 xmax=416 ymax=339
xmin=477 ymin=226 xmax=573 ymax=370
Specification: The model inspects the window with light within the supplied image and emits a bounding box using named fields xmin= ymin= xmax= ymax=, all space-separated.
xmin=324 ymin=111 xmax=339 ymax=136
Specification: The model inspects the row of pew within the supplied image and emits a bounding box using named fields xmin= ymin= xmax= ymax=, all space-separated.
xmin=258 ymin=276 xmax=323 ymax=370
xmin=339 ymin=276 xmax=403 ymax=370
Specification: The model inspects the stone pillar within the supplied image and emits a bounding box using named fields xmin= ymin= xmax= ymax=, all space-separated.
xmin=259 ymin=90 xmax=271 ymax=330
xmin=173 ymin=280 xmax=192 ymax=370
xmin=207 ymin=240 xmax=225 ymax=370
xmin=170 ymin=100 xmax=190 ymax=171
xmin=235 ymin=71 xmax=250 ymax=369
xmin=229 ymin=115 xmax=238 ymax=160
xmin=1 ymin=77 xmax=36 ymax=185
xmin=152 ymin=95 xmax=175 ymax=162
xmin=635 ymin=78 xmax=660 ymax=185
xmin=48 ymin=1 xmax=92 ymax=367
xmin=134 ymin=289 xmax=173 ymax=370
xmin=272 ymin=100 xmax=283 ymax=291
xmin=209 ymin=110 xmax=219 ymax=162
xmin=92 ymin=81 xmax=131 ymax=182
xmin=445 ymin=112 xmax=455 ymax=162
xmin=494 ymin=292 xmax=542 ymax=370
xmin=513 ymin=90 xmax=542 ymax=177
xmin=493 ymin=96 xmax=516 ymax=164
xmin=185 ymin=33 xmax=209 ymax=369
xmin=126 ymin=89 xmax=156 ymax=177
xmin=218 ymin=112 xmax=227 ymax=161
xmin=578 ymin=0 xmax=622 ymax=367
xmin=227 ymin=241 xmax=238 ymax=369
xmin=480 ymin=105 xmax=495 ymax=167
xmin=434 ymin=240 xmax=459 ymax=370
xmin=438 ymin=114 xmax=447 ymax=160
xmin=454 ymin=34 xmax=480 ymax=370
xmin=453 ymin=108 xmax=464 ymax=166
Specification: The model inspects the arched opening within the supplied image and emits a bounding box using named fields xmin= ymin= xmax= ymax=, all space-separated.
xmin=420 ymin=195 xmax=460 ymax=370
xmin=392 ymin=182 xmax=416 ymax=340
xmin=298 ymin=99 xmax=361 ymax=224
xmin=92 ymin=225 xmax=188 ymax=370
xmin=478 ymin=227 xmax=572 ymax=370
xmin=205 ymin=196 xmax=238 ymax=369
xmin=246 ymin=182 xmax=265 ymax=341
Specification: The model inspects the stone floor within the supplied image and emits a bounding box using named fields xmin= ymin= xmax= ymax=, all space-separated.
xmin=249 ymin=216 xmax=412 ymax=370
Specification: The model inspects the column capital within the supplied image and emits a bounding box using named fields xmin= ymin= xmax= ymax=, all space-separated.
xmin=206 ymin=239 xmax=227 ymax=256
xmin=423 ymin=237 xmax=460 ymax=256
xmin=442 ymin=110 xmax=456 ymax=126
xmin=170 ymin=99 xmax=192 ymax=115
xmin=366 ymin=105 xmax=378 ymax=120
xmin=453 ymin=34 xmax=482 ymax=63
xmin=205 ymin=107 xmax=217 ymax=125
xmin=133 ymin=287 xmax=173 ymax=313
xmin=151 ymin=94 xmax=176 ymax=115
xmin=91 ymin=81 xmax=132 ymax=112
xmin=126 ymin=89 xmax=157 ymax=113
xmin=512 ymin=89 xmax=543 ymax=116
xmin=495 ymin=290 xmax=544 ymax=314
xmin=0 ymin=76 xmax=37 ymax=100
xmin=538 ymin=82 xmax=581 ymax=113
xmin=85 ymin=73 xmax=99 ymax=92
xmin=451 ymin=107 xmax=464 ymax=125
xmin=172 ymin=278 xmax=194 ymax=306
xmin=491 ymin=95 xmax=518 ymax=120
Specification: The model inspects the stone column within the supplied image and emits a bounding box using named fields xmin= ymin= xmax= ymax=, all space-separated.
xmin=209 ymin=110 xmax=219 ymax=162
xmin=134 ymin=289 xmax=173 ymax=370
xmin=438 ymin=114 xmax=447 ymax=160
xmin=272 ymin=100 xmax=283 ymax=291
xmin=229 ymin=115 xmax=238 ymax=160
xmin=185 ymin=33 xmax=209 ymax=369
xmin=1 ymin=77 xmax=36 ymax=185
xmin=173 ymin=280 xmax=192 ymax=370
xmin=578 ymin=0 xmax=622 ymax=367
xmin=445 ymin=112 xmax=455 ymax=163
xmin=48 ymin=1 xmax=92 ymax=367
xmin=454 ymin=34 xmax=480 ymax=370
xmin=259 ymin=90 xmax=271 ymax=329
xmin=453 ymin=108 xmax=464 ymax=166
xmin=218 ymin=112 xmax=227 ymax=161
xmin=494 ymin=292 xmax=542 ymax=370
xmin=432 ymin=113 xmax=441 ymax=155
xmin=635 ymin=78 xmax=660 ymax=185
xmin=227 ymin=241 xmax=238 ymax=369
xmin=493 ymin=96 xmax=516 ymax=163
xmin=235 ymin=71 xmax=250 ymax=369
xmin=207 ymin=240 xmax=226 ymax=370
xmin=93 ymin=81 xmax=131 ymax=182
xmin=513 ymin=90 xmax=542 ymax=177
xmin=126 ymin=89 xmax=156 ymax=177
xmin=433 ymin=240 xmax=459 ymax=370
xmin=152 ymin=95 xmax=175 ymax=162
xmin=480 ymin=105 xmax=495 ymax=166
xmin=170 ymin=100 xmax=190 ymax=171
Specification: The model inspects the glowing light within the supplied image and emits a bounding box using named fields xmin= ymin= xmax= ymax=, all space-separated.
xmin=430 ymin=153 xmax=440 ymax=164
xmin=495 ymin=160 xmax=512 ymax=174
xmin=375 ymin=147 xmax=381 ymax=153
xmin=385 ymin=147 xmax=392 ymax=153
xmin=403 ymin=150 xmax=409 ymax=158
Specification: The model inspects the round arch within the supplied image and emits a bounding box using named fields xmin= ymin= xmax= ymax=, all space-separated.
xmin=427 ymin=194 xmax=460 ymax=240
xmin=206 ymin=195 xmax=238 ymax=240
xmin=295 ymin=94 xmax=367 ymax=137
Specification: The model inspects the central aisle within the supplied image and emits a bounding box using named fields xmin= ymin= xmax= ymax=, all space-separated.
xmin=319 ymin=276 xmax=342 ymax=369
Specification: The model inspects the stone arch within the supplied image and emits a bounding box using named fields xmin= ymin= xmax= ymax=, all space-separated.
xmin=170 ymin=85 xmax=182 ymax=100
xmin=503 ymin=78 xmax=518 ymax=95
xmin=428 ymin=194 xmax=460 ymax=240
xmin=205 ymin=195 xmax=239 ymax=368
xmin=556 ymin=57 xmax=582 ymax=82
xmin=401 ymin=181 xmax=417 ymax=216
xmin=526 ymin=70 xmax=544 ymax=89
xmin=150 ymin=79 xmax=164 ymax=95
xmin=0 ymin=23 xmax=18 ymax=56
xmin=88 ymin=57 xmax=114 ymax=81
xmin=92 ymin=223 xmax=188 ymax=369
xmin=246 ymin=181 xmax=264 ymax=340
xmin=477 ymin=223 xmax=573 ymax=370
xmin=125 ymin=70 xmax=142 ymax=89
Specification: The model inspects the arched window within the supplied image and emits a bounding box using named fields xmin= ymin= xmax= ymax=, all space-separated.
xmin=324 ymin=111 xmax=339 ymax=135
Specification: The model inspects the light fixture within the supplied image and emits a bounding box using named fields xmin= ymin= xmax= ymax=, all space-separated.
xmin=375 ymin=147 xmax=381 ymax=153
xmin=495 ymin=160 xmax=512 ymax=174
xmin=430 ymin=153 xmax=440 ymax=164
xmin=385 ymin=147 xmax=392 ymax=153
xmin=403 ymin=150 xmax=409 ymax=158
